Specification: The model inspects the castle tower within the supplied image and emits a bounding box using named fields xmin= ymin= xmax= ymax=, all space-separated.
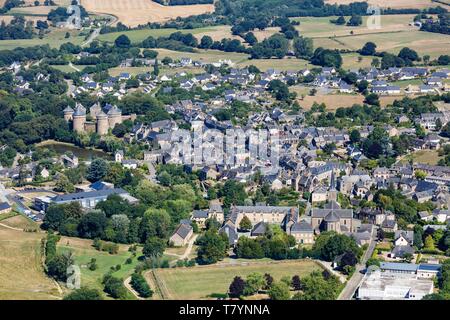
xmin=63 ymin=106 xmax=74 ymax=122
xmin=96 ymin=111 xmax=109 ymax=136
xmin=72 ymin=103 xmax=86 ymax=133
xmin=89 ymin=102 xmax=102 ymax=120
xmin=107 ymin=105 xmax=122 ymax=129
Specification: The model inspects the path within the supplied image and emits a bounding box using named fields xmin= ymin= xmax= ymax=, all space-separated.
xmin=0 ymin=222 xmax=23 ymax=231
xmin=338 ymin=227 xmax=378 ymax=300
xmin=124 ymin=276 xmax=144 ymax=300
xmin=164 ymin=234 xmax=198 ymax=261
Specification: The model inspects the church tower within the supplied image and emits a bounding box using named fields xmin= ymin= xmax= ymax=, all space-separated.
xmin=328 ymin=171 xmax=338 ymax=202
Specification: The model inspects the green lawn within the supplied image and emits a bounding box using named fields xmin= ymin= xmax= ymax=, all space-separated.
xmin=147 ymin=259 xmax=322 ymax=300
xmin=155 ymin=48 xmax=249 ymax=64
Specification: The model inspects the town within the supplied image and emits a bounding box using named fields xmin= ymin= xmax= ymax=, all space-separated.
xmin=0 ymin=0 xmax=449 ymax=303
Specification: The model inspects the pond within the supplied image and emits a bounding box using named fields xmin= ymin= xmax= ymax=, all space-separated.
xmin=36 ymin=141 xmax=112 ymax=161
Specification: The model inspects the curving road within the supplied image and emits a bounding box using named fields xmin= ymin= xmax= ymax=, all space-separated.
xmin=82 ymin=13 xmax=118 ymax=47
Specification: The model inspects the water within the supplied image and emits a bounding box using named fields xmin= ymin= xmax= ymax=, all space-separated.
xmin=36 ymin=141 xmax=112 ymax=161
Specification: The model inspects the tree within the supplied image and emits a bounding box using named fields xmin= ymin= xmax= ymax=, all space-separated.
xmin=46 ymin=251 xmax=74 ymax=282
xmin=360 ymin=42 xmax=377 ymax=56
xmin=86 ymin=158 xmax=108 ymax=182
xmin=334 ymin=16 xmax=346 ymax=25
xmin=153 ymin=58 xmax=159 ymax=76
xmin=268 ymin=281 xmax=290 ymax=300
xmin=244 ymin=32 xmax=257 ymax=46
xmin=311 ymin=48 xmax=342 ymax=68
xmin=291 ymin=275 xmax=302 ymax=291
xmin=366 ymin=257 xmax=380 ymax=268
xmin=350 ymin=129 xmax=361 ymax=144
xmin=115 ymin=34 xmax=131 ymax=48
xmin=292 ymin=271 xmax=341 ymax=300
xmin=424 ymin=235 xmax=436 ymax=250
xmin=414 ymin=170 xmax=427 ymax=180
xmin=236 ymin=236 xmax=265 ymax=259
xmin=130 ymin=272 xmax=153 ymax=298
xmin=63 ymin=287 xmax=103 ymax=300
xmin=364 ymin=93 xmax=380 ymax=106
xmin=197 ymin=35 xmax=213 ymax=49
xmin=143 ymin=237 xmax=166 ymax=258
xmin=229 ymin=276 xmax=246 ymax=298
xmin=139 ymin=208 xmax=172 ymax=241
xmin=362 ymin=126 xmax=391 ymax=159
xmin=196 ymin=229 xmax=228 ymax=265
xmin=398 ymin=47 xmax=420 ymax=64
xmin=239 ymin=216 xmax=252 ymax=231
xmin=347 ymin=15 xmax=363 ymax=26
xmin=243 ymin=272 xmax=265 ymax=296
xmin=264 ymin=273 xmax=274 ymax=289
xmin=77 ymin=210 xmax=108 ymax=239
xmin=371 ymin=57 xmax=380 ymax=68
xmin=103 ymin=275 xmax=128 ymax=299
xmin=293 ymin=36 xmax=314 ymax=58
xmin=338 ymin=251 xmax=358 ymax=269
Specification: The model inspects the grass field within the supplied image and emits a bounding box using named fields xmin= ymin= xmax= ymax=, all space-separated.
xmin=97 ymin=26 xmax=220 ymax=44
xmin=0 ymin=214 xmax=40 ymax=230
xmin=0 ymin=29 xmax=84 ymax=51
xmin=147 ymin=260 xmax=322 ymax=300
xmin=81 ymin=0 xmax=214 ymax=27
xmin=402 ymin=149 xmax=443 ymax=165
xmin=155 ymin=48 xmax=249 ymax=64
xmin=238 ymin=57 xmax=312 ymax=71
xmin=0 ymin=222 xmax=61 ymax=300
xmin=57 ymin=236 xmax=139 ymax=296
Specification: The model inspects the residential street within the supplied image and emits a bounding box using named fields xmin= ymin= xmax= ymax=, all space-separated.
xmin=338 ymin=227 xmax=378 ymax=300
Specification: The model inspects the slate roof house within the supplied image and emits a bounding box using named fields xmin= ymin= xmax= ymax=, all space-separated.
xmin=170 ymin=223 xmax=193 ymax=247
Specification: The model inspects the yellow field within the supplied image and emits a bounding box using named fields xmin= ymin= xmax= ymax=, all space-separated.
xmin=324 ymin=0 xmax=442 ymax=9
xmin=0 ymin=223 xmax=61 ymax=300
xmin=81 ymin=0 xmax=215 ymax=27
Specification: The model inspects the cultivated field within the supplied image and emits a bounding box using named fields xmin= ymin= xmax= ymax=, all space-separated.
xmin=324 ymin=0 xmax=444 ymax=9
xmin=0 ymin=222 xmax=61 ymax=300
xmin=9 ymin=5 xmax=57 ymax=15
xmin=80 ymin=0 xmax=215 ymax=27
xmin=0 ymin=15 xmax=45 ymax=26
xmin=295 ymin=15 xmax=450 ymax=59
xmin=146 ymin=259 xmax=322 ymax=300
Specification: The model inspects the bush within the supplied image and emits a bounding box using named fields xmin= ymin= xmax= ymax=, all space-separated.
xmin=102 ymin=274 xmax=128 ymax=299
xmin=130 ymin=272 xmax=153 ymax=298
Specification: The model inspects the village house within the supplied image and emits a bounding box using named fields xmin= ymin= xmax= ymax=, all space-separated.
xmin=169 ymin=223 xmax=193 ymax=247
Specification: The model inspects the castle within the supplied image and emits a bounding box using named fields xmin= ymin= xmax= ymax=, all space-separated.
xmin=63 ymin=102 xmax=136 ymax=135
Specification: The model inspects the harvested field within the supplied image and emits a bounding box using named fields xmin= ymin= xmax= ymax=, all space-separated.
xmin=0 ymin=224 xmax=60 ymax=300
xmin=238 ymin=57 xmax=312 ymax=71
xmin=81 ymin=0 xmax=215 ymax=27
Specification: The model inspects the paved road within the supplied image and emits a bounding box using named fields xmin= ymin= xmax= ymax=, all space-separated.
xmin=338 ymin=227 xmax=378 ymax=300
xmin=82 ymin=13 xmax=118 ymax=47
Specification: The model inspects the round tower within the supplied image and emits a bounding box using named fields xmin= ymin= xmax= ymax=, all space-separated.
xmin=107 ymin=105 xmax=122 ymax=129
xmin=72 ymin=104 xmax=86 ymax=133
xmin=63 ymin=106 xmax=74 ymax=122
xmin=96 ymin=111 xmax=109 ymax=136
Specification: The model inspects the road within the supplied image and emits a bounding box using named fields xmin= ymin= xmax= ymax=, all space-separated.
xmin=338 ymin=227 xmax=378 ymax=300
xmin=82 ymin=13 xmax=118 ymax=47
